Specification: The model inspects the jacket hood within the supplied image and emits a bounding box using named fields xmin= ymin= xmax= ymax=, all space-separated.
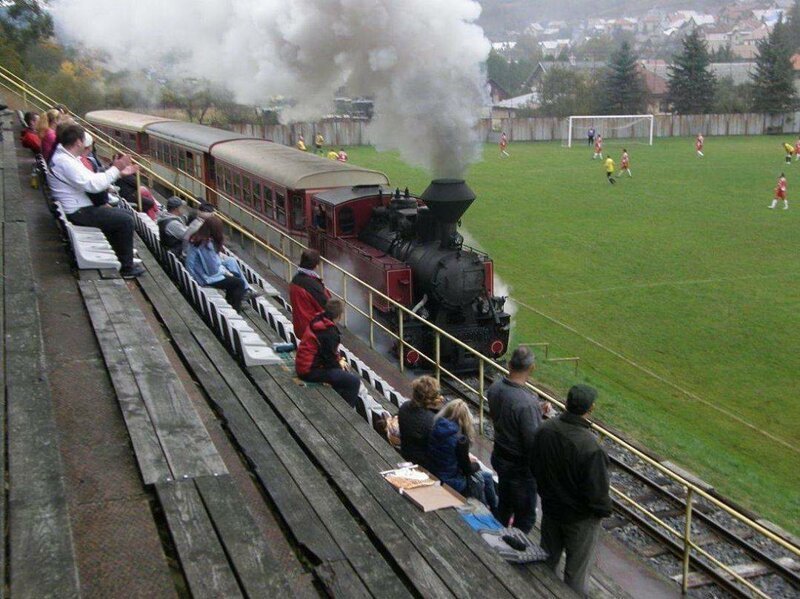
xmin=430 ymin=417 xmax=459 ymax=441
xmin=309 ymin=315 xmax=335 ymax=332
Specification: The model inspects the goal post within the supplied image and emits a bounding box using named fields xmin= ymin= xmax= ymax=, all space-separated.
xmin=566 ymin=114 xmax=654 ymax=147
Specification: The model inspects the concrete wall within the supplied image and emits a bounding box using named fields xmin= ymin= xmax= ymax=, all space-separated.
xmin=230 ymin=112 xmax=800 ymax=146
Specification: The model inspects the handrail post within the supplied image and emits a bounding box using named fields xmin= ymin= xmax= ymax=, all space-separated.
xmin=478 ymin=359 xmax=485 ymax=436
xmin=435 ymin=332 xmax=441 ymax=384
xmin=136 ymin=170 xmax=142 ymax=212
xmin=682 ymin=487 xmax=694 ymax=594
xmin=368 ymin=292 xmax=374 ymax=349
xmin=342 ymin=276 xmax=348 ymax=327
xmin=398 ymin=310 xmax=404 ymax=372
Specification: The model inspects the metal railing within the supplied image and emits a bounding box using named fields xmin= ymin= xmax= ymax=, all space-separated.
xmin=3 ymin=67 xmax=798 ymax=597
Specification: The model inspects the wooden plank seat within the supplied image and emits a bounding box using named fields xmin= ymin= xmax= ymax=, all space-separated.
xmin=120 ymin=201 xmax=278 ymax=367
xmin=132 ymin=240 xmax=410 ymax=597
xmin=79 ymin=277 xmax=227 ymax=485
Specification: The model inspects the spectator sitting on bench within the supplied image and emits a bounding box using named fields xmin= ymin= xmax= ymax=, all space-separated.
xmin=138 ymin=186 xmax=160 ymax=222
xmin=158 ymin=196 xmax=188 ymax=256
xmin=19 ymin=112 xmax=41 ymax=156
xmin=289 ymin=249 xmax=330 ymax=338
xmin=398 ymin=375 xmax=444 ymax=469
xmin=427 ymin=399 xmax=499 ymax=512
xmin=185 ymin=215 xmax=248 ymax=312
xmin=295 ymin=299 xmax=361 ymax=409
xmin=38 ymin=108 xmax=62 ymax=163
xmin=47 ymin=123 xmax=144 ymax=278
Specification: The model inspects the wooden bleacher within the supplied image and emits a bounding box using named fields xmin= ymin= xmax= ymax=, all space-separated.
xmin=5 ymin=109 xmax=577 ymax=597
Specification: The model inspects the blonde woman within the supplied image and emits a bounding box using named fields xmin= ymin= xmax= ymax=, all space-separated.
xmin=38 ymin=108 xmax=61 ymax=162
xmin=398 ymin=376 xmax=444 ymax=468
xmin=427 ymin=399 xmax=498 ymax=510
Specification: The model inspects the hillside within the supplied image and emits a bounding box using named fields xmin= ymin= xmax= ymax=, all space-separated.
xmin=477 ymin=0 xmax=728 ymax=36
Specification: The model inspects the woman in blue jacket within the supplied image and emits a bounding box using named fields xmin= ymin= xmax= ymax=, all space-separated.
xmin=185 ymin=215 xmax=247 ymax=312
xmin=427 ymin=399 xmax=498 ymax=511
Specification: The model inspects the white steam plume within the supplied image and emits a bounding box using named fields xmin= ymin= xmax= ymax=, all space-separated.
xmin=52 ymin=0 xmax=491 ymax=177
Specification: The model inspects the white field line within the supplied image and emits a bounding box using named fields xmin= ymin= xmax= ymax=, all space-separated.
xmin=511 ymin=296 xmax=800 ymax=454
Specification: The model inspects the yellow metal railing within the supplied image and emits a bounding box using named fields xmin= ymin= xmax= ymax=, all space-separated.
xmin=3 ymin=66 xmax=798 ymax=597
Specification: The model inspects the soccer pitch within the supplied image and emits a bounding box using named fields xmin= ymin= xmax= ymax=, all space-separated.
xmin=345 ymin=136 xmax=800 ymax=534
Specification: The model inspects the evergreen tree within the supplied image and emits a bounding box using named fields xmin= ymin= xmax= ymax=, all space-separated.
xmin=788 ymin=0 xmax=800 ymax=52
xmin=751 ymin=19 xmax=799 ymax=114
xmin=599 ymin=41 xmax=648 ymax=114
xmin=667 ymin=29 xmax=717 ymax=114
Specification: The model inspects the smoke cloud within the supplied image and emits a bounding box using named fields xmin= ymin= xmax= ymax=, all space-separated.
xmin=51 ymin=0 xmax=491 ymax=177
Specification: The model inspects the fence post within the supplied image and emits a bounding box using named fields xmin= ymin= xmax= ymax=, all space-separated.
xmin=478 ymin=359 xmax=485 ymax=435
xmin=398 ymin=310 xmax=404 ymax=372
xmin=435 ymin=332 xmax=441 ymax=384
xmin=368 ymin=292 xmax=374 ymax=349
xmin=136 ymin=170 xmax=142 ymax=212
xmin=682 ymin=487 xmax=694 ymax=594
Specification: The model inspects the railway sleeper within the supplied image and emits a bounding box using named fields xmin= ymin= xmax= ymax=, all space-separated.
xmin=670 ymin=557 xmax=800 ymax=589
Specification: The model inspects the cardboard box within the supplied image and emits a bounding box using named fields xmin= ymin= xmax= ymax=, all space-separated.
xmin=381 ymin=466 xmax=466 ymax=512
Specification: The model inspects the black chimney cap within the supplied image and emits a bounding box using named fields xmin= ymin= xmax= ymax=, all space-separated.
xmin=420 ymin=178 xmax=476 ymax=224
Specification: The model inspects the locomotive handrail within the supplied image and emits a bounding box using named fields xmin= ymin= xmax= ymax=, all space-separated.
xmin=4 ymin=70 xmax=798 ymax=595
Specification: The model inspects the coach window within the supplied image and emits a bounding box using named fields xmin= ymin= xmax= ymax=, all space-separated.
xmin=178 ymin=150 xmax=187 ymax=173
xmin=275 ymin=192 xmax=286 ymax=225
xmin=264 ymin=187 xmax=274 ymax=218
xmin=252 ymin=181 xmax=262 ymax=212
xmin=242 ymin=176 xmax=252 ymax=207
xmin=291 ymin=193 xmax=305 ymax=229
xmin=169 ymin=145 xmax=177 ymax=167
xmin=233 ymin=172 xmax=242 ymax=200
xmin=223 ymin=167 xmax=232 ymax=194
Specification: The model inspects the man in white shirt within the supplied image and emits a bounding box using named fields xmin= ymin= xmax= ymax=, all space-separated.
xmin=48 ymin=124 xmax=144 ymax=278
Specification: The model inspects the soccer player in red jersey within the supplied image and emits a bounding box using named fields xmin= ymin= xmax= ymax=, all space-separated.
xmin=695 ymin=134 xmax=704 ymax=157
xmin=617 ymin=149 xmax=631 ymax=178
xmin=499 ymin=131 xmax=509 ymax=158
xmin=769 ymin=173 xmax=788 ymax=210
xmin=794 ymin=137 xmax=800 ymax=161
xmin=592 ymin=134 xmax=603 ymax=160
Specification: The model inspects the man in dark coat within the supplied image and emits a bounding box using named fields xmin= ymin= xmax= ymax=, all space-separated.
xmin=487 ymin=345 xmax=543 ymax=533
xmin=531 ymin=385 xmax=611 ymax=597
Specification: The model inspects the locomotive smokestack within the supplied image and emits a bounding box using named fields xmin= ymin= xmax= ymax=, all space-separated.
xmin=420 ymin=178 xmax=475 ymax=247
xmin=420 ymin=178 xmax=475 ymax=224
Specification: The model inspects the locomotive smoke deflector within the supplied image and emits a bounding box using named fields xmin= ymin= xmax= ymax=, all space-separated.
xmin=419 ymin=178 xmax=475 ymax=248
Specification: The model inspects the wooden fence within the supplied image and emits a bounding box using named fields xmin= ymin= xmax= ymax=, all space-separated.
xmin=230 ymin=112 xmax=800 ymax=146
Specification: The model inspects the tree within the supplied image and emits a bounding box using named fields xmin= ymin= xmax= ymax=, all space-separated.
xmin=751 ymin=19 xmax=799 ymax=114
xmin=667 ymin=30 xmax=717 ymax=114
xmin=0 ymin=1 xmax=53 ymax=55
xmin=598 ymin=41 xmax=648 ymax=114
xmin=512 ymin=31 xmax=543 ymax=64
xmin=535 ymin=67 xmax=597 ymax=117
xmin=713 ymin=77 xmax=754 ymax=113
xmin=788 ymin=0 xmax=800 ymax=52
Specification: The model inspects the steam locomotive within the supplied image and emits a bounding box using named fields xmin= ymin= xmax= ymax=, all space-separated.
xmin=309 ymin=179 xmax=510 ymax=371
xmin=84 ymin=110 xmax=510 ymax=371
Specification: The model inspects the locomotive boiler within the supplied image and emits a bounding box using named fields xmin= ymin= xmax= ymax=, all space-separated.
xmin=358 ymin=179 xmax=511 ymax=371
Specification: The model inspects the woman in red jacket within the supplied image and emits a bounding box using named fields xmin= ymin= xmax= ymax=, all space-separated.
xmin=295 ymin=299 xmax=360 ymax=408
xmin=289 ymin=249 xmax=330 ymax=338
xmin=19 ymin=112 xmax=41 ymax=156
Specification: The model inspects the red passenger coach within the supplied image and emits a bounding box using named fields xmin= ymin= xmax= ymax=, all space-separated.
xmin=85 ymin=110 xmax=174 ymax=159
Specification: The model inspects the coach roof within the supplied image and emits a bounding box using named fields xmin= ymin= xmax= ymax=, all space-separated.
xmin=212 ymin=139 xmax=389 ymax=190
xmin=144 ymin=121 xmax=250 ymax=153
xmin=85 ymin=110 xmax=174 ymax=132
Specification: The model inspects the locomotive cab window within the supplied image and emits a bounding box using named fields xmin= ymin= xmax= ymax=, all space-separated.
xmin=338 ymin=207 xmax=355 ymax=236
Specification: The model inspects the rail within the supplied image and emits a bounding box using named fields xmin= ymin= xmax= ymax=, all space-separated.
xmin=2 ymin=67 xmax=798 ymax=597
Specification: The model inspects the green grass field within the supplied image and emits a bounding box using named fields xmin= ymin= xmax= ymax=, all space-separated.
xmin=344 ymin=136 xmax=800 ymax=534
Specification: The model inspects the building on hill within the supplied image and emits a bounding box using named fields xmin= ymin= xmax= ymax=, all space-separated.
xmin=491 ymin=92 xmax=540 ymax=119
xmin=638 ymin=60 xmax=670 ymax=114
xmin=487 ymin=79 xmax=511 ymax=105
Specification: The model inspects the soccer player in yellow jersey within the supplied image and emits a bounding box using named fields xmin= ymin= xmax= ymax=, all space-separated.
xmin=604 ymin=156 xmax=616 ymax=185
xmin=327 ymin=150 xmax=339 ymax=160
xmin=296 ymin=135 xmax=307 ymax=152
xmin=784 ymin=142 xmax=794 ymax=164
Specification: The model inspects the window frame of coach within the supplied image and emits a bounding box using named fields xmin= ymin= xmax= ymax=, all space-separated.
xmin=214 ymin=161 xmax=310 ymax=234
xmin=150 ymin=139 xmax=204 ymax=181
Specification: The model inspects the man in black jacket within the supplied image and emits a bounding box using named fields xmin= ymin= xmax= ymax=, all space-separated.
xmin=531 ymin=385 xmax=611 ymax=597
xmin=487 ymin=345 xmax=543 ymax=533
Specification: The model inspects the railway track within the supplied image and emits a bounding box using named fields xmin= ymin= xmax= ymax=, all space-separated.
xmin=440 ymin=374 xmax=800 ymax=598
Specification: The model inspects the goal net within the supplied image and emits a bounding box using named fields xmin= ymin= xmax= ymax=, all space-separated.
xmin=563 ymin=115 xmax=654 ymax=147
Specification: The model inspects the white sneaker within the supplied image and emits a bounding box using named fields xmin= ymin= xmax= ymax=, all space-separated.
xmin=769 ymin=205 xmax=775 ymax=209
xmin=784 ymin=205 xmax=789 ymax=210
